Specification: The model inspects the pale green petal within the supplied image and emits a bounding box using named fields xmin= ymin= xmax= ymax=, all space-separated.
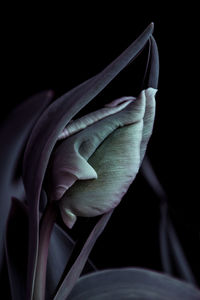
xmin=47 ymin=91 xmax=146 ymax=203
xmin=140 ymin=88 xmax=156 ymax=162
xmin=59 ymin=120 xmax=144 ymax=227
xmin=47 ymin=152 xmax=98 ymax=200
xmin=47 ymin=88 xmax=157 ymax=228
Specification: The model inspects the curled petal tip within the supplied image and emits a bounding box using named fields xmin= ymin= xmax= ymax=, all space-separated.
xmin=60 ymin=208 xmax=77 ymax=229
xmin=145 ymin=87 xmax=158 ymax=97
xmin=55 ymin=186 xmax=67 ymax=201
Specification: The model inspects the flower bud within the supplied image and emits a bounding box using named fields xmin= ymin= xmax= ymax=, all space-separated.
xmin=47 ymin=88 xmax=157 ymax=228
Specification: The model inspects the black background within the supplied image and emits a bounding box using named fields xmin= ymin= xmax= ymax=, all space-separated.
xmin=1 ymin=3 xmax=200 ymax=285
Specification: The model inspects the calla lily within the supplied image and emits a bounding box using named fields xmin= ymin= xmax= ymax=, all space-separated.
xmin=47 ymin=88 xmax=157 ymax=229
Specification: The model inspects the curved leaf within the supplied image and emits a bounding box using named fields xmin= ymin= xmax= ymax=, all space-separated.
xmin=67 ymin=268 xmax=200 ymax=300
xmin=0 ymin=90 xmax=54 ymax=273
xmin=146 ymin=36 xmax=159 ymax=89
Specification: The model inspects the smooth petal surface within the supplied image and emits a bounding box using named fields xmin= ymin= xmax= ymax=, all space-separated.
xmin=67 ymin=268 xmax=200 ymax=300
xmin=50 ymin=88 xmax=157 ymax=228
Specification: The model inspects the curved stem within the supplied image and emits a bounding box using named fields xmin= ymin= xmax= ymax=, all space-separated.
xmin=159 ymin=201 xmax=173 ymax=274
xmin=167 ymin=217 xmax=197 ymax=285
xmin=53 ymin=209 xmax=113 ymax=300
xmin=33 ymin=202 xmax=58 ymax=300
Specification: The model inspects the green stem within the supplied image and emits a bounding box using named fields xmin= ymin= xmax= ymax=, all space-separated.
xmin=33 ymin=202 xmax=58 ymax=300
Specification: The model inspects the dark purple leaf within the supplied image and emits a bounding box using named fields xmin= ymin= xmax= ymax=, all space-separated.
xmin=67 ymin=268 xmax=200 ymax=300
xmin=0 ymin=90 xmax=54 ymax=273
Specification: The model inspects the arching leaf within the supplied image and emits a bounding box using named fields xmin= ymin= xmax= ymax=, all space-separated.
xmin=67 ymin=268 xmax=200 ymax=300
